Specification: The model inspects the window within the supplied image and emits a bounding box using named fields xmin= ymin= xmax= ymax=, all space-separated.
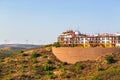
xmin=81 ymin=42 xmax=83 ymax=44
xmin=118 ymin=36 xmax=120 ymax=40
xmin=102 ymin=41 xmax=104 ymax=43
xmin=64 ymin=42 xmax=66 ymax=44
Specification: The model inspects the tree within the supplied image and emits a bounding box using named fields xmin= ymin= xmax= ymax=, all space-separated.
xmin=53 ymin=42 xmax=60 ymax=47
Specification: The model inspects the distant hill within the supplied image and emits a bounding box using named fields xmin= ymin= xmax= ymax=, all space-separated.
xmin=0 ymin=44 xmax=41 ymax=49
xmin=0 ymin=44 xmax=41 ymax=59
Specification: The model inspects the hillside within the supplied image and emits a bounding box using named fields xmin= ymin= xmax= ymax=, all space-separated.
xmin=0 ymin=44 xmax=40 ymax=59
xmin=0 ymin=44 xmax=40 ymax=49
xmin=0 ymin=46 xmax=120 ymax=80
xmin=0 ymin=49 xmax=26 ymax=59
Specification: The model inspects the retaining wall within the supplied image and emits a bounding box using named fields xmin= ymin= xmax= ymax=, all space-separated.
xmin=52 ymin=47 xmax=120 ymax=64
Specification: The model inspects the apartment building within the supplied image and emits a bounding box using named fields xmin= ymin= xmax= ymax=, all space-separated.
xmin=58 ymin=30 xmax=120 ymax=47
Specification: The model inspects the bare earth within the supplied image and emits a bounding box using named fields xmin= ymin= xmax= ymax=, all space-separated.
xmin=52 ymin=47 xmax=120 ymax=64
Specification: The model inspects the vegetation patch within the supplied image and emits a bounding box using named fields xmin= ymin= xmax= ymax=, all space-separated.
xmin=32 ymin=59 xmax=38 ymax=64
xmin=96 ymin=66 xmax=103 ymax=71
xmin=42 ymin=55 xmax=48 ymax=58
xmin=62 ymin=62 xmax=68 ymax=66
xmin=46 ymin=60 xmax=52 ymax=64
xmin=0 ymin=58 xmax=3 ymax=63
xmin=53 ymin=42 xmax=60 ymax=47
xmin=63 ymin=74 xmax=71 ymax=78
xmin=33 ymin=65 xmax=44 ymax=75
xmin=31 ymin=52 xmax=40 ymax=58
xmin=21 ymin=53 xmax=28 ymax=57
xmin=43 ymin=64 xmax=54 ymax=71
xmin=0 ymin=46 xmax=120 ymax=80
xmin=75 ymin=63 xmax=84 ymax=72
xmin=92 ymin=68 xmax=120 ymax=80
xmin=105 ymin=55 xmax=115 ymax=64
xmin=46 ymin=71 xmax=54 ymax=79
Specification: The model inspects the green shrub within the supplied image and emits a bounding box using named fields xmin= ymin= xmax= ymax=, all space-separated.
xmin=105 ymin=55 xmax=114 ymax=64
xmin=62 ymin=62 xmax=68 ymax=66
xmin=46 ymin=60 xmax=52 ymax=64
xmin=61 ymin=62 xmax=67 ymax=72
xmin=8 ymin=77 xmax=13 ymax=80
xmin=42 ymin=55 xmax=48 ymax=58
xmin=20 ymin=50 xmax=24 ymax=53
xmin=53 ymin=42 xmax=60 ymax=47
xmin=61 ymin=66 xmax=66 ymax=72
xmin=43 ymin=65 xmax=54 ymax=71
xmin=34 ymin=65 xmax=44 ymax=75
xmin=20 ymin=60 xmax=27 ymax=64
xmin=8 ymin=68 xmax=13 ymax=80
xmin=33 ymin=59 xmax=38 ymax=64
xmin=21 ymin=53 xmax=28 ymax=57
xmin=109 ymin=66 xmax=118 ymax=70
xmin=96 ymin=66 xmax=103 ymax=71
xmin=21 ymin=64 xmax=25 ymax=77
xmin=31 ymin=52 xmax=40 ymax=58
xmin=0 ymin=58 xmax=3 ymax=63
xmin=63 ymin=74 xmax=70 ymax=78
xmin=92 ymin=77 xmax=100 ymax=80
xmin=75 ymin=63 xmax=84 ymax=72
xmin=46 ymin=71 xmax=54 ymax=79
xmin=92 ymin=68 xmax=120 ymax=80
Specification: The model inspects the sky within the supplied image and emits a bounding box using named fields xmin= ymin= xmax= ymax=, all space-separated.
xmin=0 ymin=0 xmax=120 ymax=45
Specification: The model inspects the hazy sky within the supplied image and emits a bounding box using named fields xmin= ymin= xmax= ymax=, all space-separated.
xmin=0 ymin=0 xmax=120 ymax=44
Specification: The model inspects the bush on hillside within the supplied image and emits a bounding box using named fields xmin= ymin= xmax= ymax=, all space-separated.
xmin=92 ymin=68 xmax=120 ymax=80
xmin=31 ymin=52 xmax=40 ymax=58
xmin=63 ymin=74 xmax=71 ymax=78
xmin=43 ymin=64 xmax=54 ymax=71
xmin=0 ymin=58 xmax=3 ymax=63
xmin=62 ymin=62 xmax=68 ymax=66
xmin=96 ymin=66 xmax=103 ymax=71
xmin=46 ymin=60 xmax=52 ymax=64
xmin=42 ymin=55 xmax=48 ymax=58
xmin=33 ymin=59 xmax=38 ymax=64
xmin=46 ymin=71 xmax=54 ymax=79
xmin=20 ymin=50 xmax=24 ymax=53
xmin=34 ymin=65 xmax=44 ymax=75
xmin=21 ymin=53 xmax=28 ymax=57
xmin=105 ymin=55 xmax=115 ymax=64
xmin=53 ymin=42 xmax=60 ymax=47
xmin=75 ymin=63 xmax=84 ymax=72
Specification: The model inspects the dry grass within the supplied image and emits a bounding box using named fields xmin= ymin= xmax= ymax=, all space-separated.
xmin=0 ymin=46 xmax=120 ymax=80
